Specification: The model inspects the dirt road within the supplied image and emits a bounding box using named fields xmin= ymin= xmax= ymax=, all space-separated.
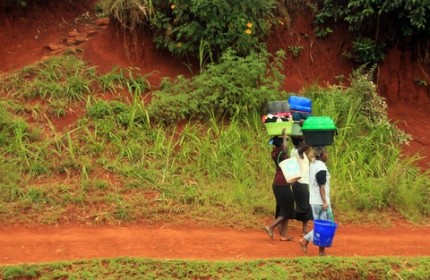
xmin=1 ymin=222 xmax=429 ymax=265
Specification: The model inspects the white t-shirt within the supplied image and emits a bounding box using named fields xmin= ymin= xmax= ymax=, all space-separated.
xmin=291 ymin=148 xmax=309 ymax=184
xmin=309 ymin=159 xmax=331 ymax=205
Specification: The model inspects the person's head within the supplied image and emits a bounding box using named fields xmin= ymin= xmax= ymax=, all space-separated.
xmin=313 ymin=146 xmax=328 ymax=162
xmin=271 ymin=136 xmax=283 ymax=148
xmin=291 ymin=137 xmax=305 ymax=148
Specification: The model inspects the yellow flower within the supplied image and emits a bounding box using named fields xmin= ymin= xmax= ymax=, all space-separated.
xmin=245 ymin=29 xmax=252 ymax=35
xmin=171 ymin=4 xmax=175 ymax=9
xmin=176 ymin=42 xmax=182 ymax=48
xmin=246 ymin=22 xmax=253 ymax=28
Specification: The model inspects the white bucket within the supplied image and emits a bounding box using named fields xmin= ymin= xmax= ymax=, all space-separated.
xmin=279 ymin=158 xmax=301 ymax=183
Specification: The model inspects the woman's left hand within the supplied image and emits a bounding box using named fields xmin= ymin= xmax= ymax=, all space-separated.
xmin=322 ymin=203 xmax=328 ymax=211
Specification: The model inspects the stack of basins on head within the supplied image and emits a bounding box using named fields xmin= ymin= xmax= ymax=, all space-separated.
xmin=262 ymin=96 xmax=313 ymax=137
xmin=262 ymin=101 xmax=293 ymax=136
xmin=263 ymin=96 xmax=336 ymax=146
xmin=287 ymin=96 xmax=312 ymax=137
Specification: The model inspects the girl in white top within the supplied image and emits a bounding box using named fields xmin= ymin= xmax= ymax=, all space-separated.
xmin=300 ymin=146 xmax=332 ymax=257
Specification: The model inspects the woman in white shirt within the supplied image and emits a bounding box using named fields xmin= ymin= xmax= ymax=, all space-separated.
xmin=290 ymin=137 xmax=313 ymax=236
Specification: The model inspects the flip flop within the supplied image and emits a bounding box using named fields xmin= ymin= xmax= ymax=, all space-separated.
xmin=299 ymin=238 xmax=308 ymax=255
xmin=280 ymin=237 xmax=294 ymax=241
xmin=264 ymin=226 xmax=274 ymax=240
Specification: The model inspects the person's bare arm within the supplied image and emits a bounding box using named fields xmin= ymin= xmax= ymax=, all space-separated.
xmin=281 ymin=128 xmax=288 ymax=155
xmin=319 ymin=185 xmax=328 ymax=211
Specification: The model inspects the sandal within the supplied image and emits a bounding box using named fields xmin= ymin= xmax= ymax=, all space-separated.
xmin=280 ymin=236 xmax=294 ymax=241
xmin=264 ymin=226 xmax=274 ymax=240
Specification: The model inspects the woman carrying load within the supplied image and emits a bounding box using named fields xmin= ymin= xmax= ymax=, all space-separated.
xmin=264 ymin=128 xmax=295 ymax=241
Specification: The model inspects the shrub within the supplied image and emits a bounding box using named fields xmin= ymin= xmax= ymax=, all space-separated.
xmin=147 ymin=49 xmax=286 ymax=124
xmin=351 ymin=38 xmax=385 ymax=66
xmin=314 ymin=0 xmax=430 ymax=44
xmin=149 ymin=0 xmax=275 ymax=59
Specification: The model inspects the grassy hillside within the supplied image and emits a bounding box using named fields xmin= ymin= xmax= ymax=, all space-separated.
xmin=0 ymin=53 xmax=428 ymax=227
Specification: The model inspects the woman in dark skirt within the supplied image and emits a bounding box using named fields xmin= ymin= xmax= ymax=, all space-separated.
xmin=291 ymin=136 xmax=313 ymax=236
xmin=264 ymin=128 xmax=295 ymax=241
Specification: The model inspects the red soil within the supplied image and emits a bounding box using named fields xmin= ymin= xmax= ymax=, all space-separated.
xmin=0 ymin=1 xmax=429 ymax=265
xmin=1 ymin=220 xmax=430 ymax=265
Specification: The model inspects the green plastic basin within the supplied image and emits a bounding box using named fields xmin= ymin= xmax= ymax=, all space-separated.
xmin=301 ymin=116 xmax=336 ymax=131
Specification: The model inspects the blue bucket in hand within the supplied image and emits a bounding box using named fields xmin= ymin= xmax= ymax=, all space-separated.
xmin=313 ymin=220 xmax=338 ymax=247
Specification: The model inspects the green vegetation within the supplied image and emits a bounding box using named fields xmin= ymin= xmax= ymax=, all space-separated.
xmin=0 ymin=54 xmax=276 ymax=227
xmin=314 ymin=0 xmax=430 ymax=66
xmin=5 ymin=0 xmax=430 ymax=69
xmin=315 ymin=0 xmax=430 ymax=40
xmin=350 ymin=38 xmax=385 ymax=66
xmin=102 ymin=0 xmax=275 ymax=65
xmin=306 ymin=70 xmax=428 ymax=222
xmin=147 ymin=49 xmax=286 ymax=123
xmin=0 ymin=53 xmax=429 ymax=227
xmin=4 ymin=55 xmax=95 ymax=102
xmin=0 ymin=0 xmax=428 ymax=227
xmin=1 ymin=257 xmax=429 ymax=279
xmin=287 ymin=45 xmax=304 ymax=58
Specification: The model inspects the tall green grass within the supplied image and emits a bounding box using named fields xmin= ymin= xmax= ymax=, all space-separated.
xmin=0 ymin=54 xmax=428 ymax=226
xmin=305 ymin=70 xmax=430 ymax=223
